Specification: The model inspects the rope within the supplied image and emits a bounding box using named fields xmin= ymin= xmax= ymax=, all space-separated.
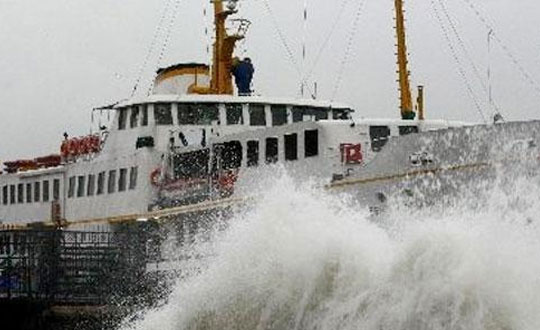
xmin=436 ymin=0 xmax=505 ymax=119
xmin=304 ymin=0 xmax=351 ymax=86
xmin=130 ymin=0 xmax=175 ymax=98
xmin=258 ymin=0 xmax=313 ymax=97
xmin=203 ymin=4 xmax=212 ymax=64
xmin=301 ymin=0 xmax=308 ymax=97
xmin=430 ymin=0 xmax=487 ymax=123
xmin=331 ymin=0 xmax=367 ymax=101
xmin=460 ymin=0 xmax=540 ymax=98
xmin=148 ymin=0 xmax=184 ymax=95
xmin=487 ymin=29 xmax=495 ymax=116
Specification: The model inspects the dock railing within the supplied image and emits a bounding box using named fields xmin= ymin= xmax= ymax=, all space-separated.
xmin=0 ymin=229 xmax=153 ymax=305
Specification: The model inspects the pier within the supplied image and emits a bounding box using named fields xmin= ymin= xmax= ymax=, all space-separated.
xmin=0 ymin=227 xmax=171 ymax=330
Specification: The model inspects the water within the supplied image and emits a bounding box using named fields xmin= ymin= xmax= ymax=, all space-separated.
xmin=124 ymin=171 xmax=540 ymax=330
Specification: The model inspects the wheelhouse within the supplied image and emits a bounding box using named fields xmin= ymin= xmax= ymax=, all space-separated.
xmin=113 ymin=96 xmax=354 ymax=131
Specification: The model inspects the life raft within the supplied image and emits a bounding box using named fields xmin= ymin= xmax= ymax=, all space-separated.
xmin=61 ymin=135 xmax=101 ymax=158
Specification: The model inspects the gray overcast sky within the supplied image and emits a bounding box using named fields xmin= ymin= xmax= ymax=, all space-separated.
xmin=1 ymin=0 xmax=540 ymax=160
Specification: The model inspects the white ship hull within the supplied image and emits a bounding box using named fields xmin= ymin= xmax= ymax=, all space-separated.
xmin=2 ymin=99 xmax=536 ymax=231
xmin=329 ymin=120 xmax=540 ymax=213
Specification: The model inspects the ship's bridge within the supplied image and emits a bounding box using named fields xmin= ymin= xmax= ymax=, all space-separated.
xmin=113 ymin=95 xmax=354 ymax=131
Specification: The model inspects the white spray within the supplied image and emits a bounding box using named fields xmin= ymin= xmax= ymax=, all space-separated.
xmin=125 ymin=171 xmax=540 ymax=330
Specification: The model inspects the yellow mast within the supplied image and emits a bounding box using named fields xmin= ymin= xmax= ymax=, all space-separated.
xmin=188 ymin=1 xmax=246 ymax=95
xmin=210 ymin=1 xmax=244 ymax=95
xmin=394 ymin=0 xmax=415 ymax=120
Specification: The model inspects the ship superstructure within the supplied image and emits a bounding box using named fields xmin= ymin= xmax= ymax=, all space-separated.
xmin=1 ymin=0 xmax=539 ymax=229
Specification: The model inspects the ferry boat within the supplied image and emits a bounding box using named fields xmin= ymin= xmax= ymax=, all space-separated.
xmin=1 ymin=0 xmax=539 ymax=229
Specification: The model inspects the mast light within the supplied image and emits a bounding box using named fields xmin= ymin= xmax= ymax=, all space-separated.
xmin=227 ymin=0 xmax=239 ymax=11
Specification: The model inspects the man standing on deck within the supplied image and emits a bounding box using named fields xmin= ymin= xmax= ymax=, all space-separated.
xmin=231 ymin=57 xmax=254 ymax=95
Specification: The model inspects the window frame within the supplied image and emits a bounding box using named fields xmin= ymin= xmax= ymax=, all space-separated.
xmin=369 ymin=126 xmax=391 ymax=152
xmin=9 ymin=185 xmax=15 ymax=204
xmin=271 ymin=105 xmax=288 ymax=126
xmin=304 ymin=129 xmax=319 ymax=158
xmin=118 ymin=168 xmax=128 ymax=192
xmin=76 ymin=176 xmax=85 ymax=198
xmin=129 ymin=167 xmax=138 ymax=190
xmin=3 ymin=186 xmax=8 ymax=205
xmin=247 ymin=140 xmax=260 ymax=167
xmin=154 ymin=103 xmax=173 ymax=126
xmin=108 ymin=170 xmax=117 ymax=194
xmin=34 ymin=182 xmax=41 ymax=203
xmin=97 ymin=172 xmax=105 ymax=195
xmin=118 ymin=108 xmax=128 ymax=130
xmin=398 ymin=125 xmax=419 ymax=136
xmin=226 ymin=104 xmax=244 ymax=125
xmin=67 ymin=177 xmax=75 ymax=199
xmin=249 ymin=104 xmax=266 ymax=126
xmin=141 ymin=105 xmax=149 ymax=126
xmin=285 ymin=133 xmax=298 ymax=161
xmin=130 ymin=107 xmax=140 ymax=128
xmin=26 ymin=183 xmax=32 ymax=203
xmin=265 ymin=137 xmax=279 ymax=164
xmin=17 ymin=184 xmax=24 ymax=204
xmin=53 ymin=179 xmax=60 ymax=201
xmin=43 ymin=180 xmax=50 ymax=202
xmin=87 ymin=175 xmax=96 ymax=196
xmin=178 ymin=103 xmax=219 ymax=125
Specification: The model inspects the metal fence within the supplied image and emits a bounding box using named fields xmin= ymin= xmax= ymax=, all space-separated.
xmin=0 ymin=229 xmax=150 ymax=305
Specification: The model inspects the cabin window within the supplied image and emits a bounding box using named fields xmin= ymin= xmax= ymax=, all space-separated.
xmin=222 ymin=141 xmax=243 ymax=170
xmin=141 ymin=105 xmax=149 ymax=126
xmin=399 ymin=125 xmax=419 ymax=136
xmin=332 ymin=109 xmax=351 ymax=120
xmin=26 ymin=183 xmax=32 ymax=203
xmin=370 ymin=126 xmax=391 ymax=152
xmin=266 ymin=137 xmax=279 ymax=164
xmin=10 ymin=185 xmax=15 ymax=204
xmin=108 ymin=170 xmax=117 ymax=194
xmin=2 ymin=186 xmax=7 ymax=205
xmin=119 ymin=168 xmax=128 ymax=192
xmin=76 ymin=176 xmax=85 ymax=198
xmin=247 ymin=140 xmax=259 ymax=167
xmin=178 ymin=103 xmax=219 ymax=125
xmin=285 ymin=133 xmax=298 ymax=161
xmin=130 ymin=107 xmax=139 ymax=128
xmin=292 ymin=107 xmax=328 ymax=122
xmin=17 ymin=184 xmax=23 ymax=204
xmin=174 ymin=150 xmax=209 ymax=180
xmin=97 ymin=172 xmax=105 ymax=195
xmin=154 ymin=103 xmax=173 ymax=125
xmin=53 ymin=179 xmax=60 ymax=201
xmin=68 ymin=177 xmax=75 ymax=198
xmin=87 ymin=175 xmax=95 ymax=196
xmin=304 ymin=129 xmax=319 ymax=158
xmin=34 ymin=182 xmax=41 ymax=202
xmin=226 ymin=104 xmax=244 ymax=125
xmin=129 ymin=167 xmax=138 ymax=190
xmin=118 ymin=108 xmax=128 ymax=130
xmin=249 ymin=105 xmax=266 ymax=126
xmin=271 ymin=105 xmax=287 ymax=126
xmin=43 ymin=180 xmax=50 ymax=202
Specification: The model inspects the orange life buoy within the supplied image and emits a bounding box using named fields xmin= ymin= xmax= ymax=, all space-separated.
xmin=150 ymin=168 xmax=162 ymax=186
xmin=218 ymin=171 xmax=238 ymax=191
